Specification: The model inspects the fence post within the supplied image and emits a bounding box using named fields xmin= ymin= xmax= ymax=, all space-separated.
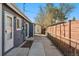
xmin=60 ymin=23 xmax=61 ymax=40
xmin=55 ymin=26 xmax=56 ymax=35
xmin=59 ymin=23 xmax=61 ymax=49
xmin=55 ymin=25 xmax=57 ymax=35
xmin=52 ymin=26 xmax=53 ymax=35
xmin=55 ymin=26 xmax=56 ymax=36
xmin=50 ymin=27 xmax=51 ymax=34
xmin=50 ymin=27 xmax=51 ymax=35
xmin=74 ymin=42 xmax=77 ymax=56
xmin=63 ymin=23 xmax=65 ymax=37
xmin=69 ymin=20 xmax=72 ymax=55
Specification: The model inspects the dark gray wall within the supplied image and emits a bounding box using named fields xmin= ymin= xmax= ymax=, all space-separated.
xmin=2 ymin=4 xmax=28 ymax=50
xmin=14 ymin=17 xmax=24 ymax=47
xmin=29 ymin=23 xmax=33 ymax=37
xmin=22 ymin=20 xmax=27 ymax=41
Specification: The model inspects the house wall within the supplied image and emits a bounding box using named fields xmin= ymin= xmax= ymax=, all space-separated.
xmin=0 ymin=4 xmax=32 ymax=55
xmin=33 ymin=24 xmax=35 ymax=36
xmin=2 ymin=4 xmax=30 ymax=54
xmin=22 ymin=20 xmax=28 ymax=40
xmin=0 ymin=3 xmax=2 ymax=56
xmin=2 ymin=4 xmax=23 ymax=48
xmin=35 ymin=24 xmax=41 ymax=34
xmin=26 ymin=22 xmax=29 ymax=38
xmin=29 ymin=23 xmax=34 ymax=37
xmin=14 ymin=17 xmax=24 ymax=47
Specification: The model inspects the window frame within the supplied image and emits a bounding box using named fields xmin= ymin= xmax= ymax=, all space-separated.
xmin=16 ymin=17 xmax=22 ymax=30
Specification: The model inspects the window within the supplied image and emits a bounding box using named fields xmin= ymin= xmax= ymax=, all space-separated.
xmin=16 ymin=18 xmax=22 ymax=30
xmin=7 ymin=16 xmax=12 ymax=39
xmin=16 ymin=19 xmax=20 ymax=28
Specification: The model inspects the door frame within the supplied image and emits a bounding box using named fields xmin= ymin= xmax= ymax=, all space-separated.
xmin=3 ymin=11 xmax=14 ymax=54
xmin=25 ymin=22 xmax=29 ymax=38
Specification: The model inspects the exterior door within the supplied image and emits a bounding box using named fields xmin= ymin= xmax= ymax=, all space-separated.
xmin=26 ymin=24 xmax=27 ymax=36
xmin=4 ymin=11 xmax=14 ymax=52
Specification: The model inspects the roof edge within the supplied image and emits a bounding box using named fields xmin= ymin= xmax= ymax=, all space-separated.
xmin=5 ymin=3 xmax=32 ymax=23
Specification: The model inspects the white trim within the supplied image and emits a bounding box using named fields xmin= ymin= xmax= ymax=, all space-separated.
xmin=25 ymin=21 xmax=29 ymax=38
xmin=16 ymin=17 xmax=22 ymax=30
xmin=16 ymin=29 xmax=21 ymax=31
xmin=27 ymin=22 xmax=29 ymax=37
xmin=6 ymin=3 xmax=32 ymax=23
xmin=0 ymin=3 xmax=2 ymax=56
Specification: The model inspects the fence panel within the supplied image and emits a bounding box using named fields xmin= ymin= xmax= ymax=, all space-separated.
xmin=47 ymin=20 xmax=79 ymax=56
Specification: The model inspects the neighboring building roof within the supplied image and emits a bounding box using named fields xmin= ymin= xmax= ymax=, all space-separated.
xmin=5 ymin=3 xmax=32 ymax=23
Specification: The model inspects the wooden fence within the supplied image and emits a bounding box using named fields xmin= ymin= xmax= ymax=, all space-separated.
xmin=46 ymin=20 xmax=79 ymax=56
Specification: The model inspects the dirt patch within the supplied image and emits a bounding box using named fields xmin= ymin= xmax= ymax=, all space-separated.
xmin=21 ymin=40 xmax=33 ymax=48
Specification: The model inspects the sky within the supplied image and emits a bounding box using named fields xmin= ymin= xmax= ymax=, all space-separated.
xmin=16 ymin=3 xmax=79 ymax=23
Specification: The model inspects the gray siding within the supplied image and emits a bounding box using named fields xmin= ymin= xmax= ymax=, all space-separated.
xmin=2 ymin=4 xmax=24 ymax=47
xmin=14 ymin=17 xmax=24 ymax=47
xmin=2 ymin=4 xmax=29 ymax=55
xmin=14 ymin=30 xmax=23 ymax=47
xmin=22 ymin=20 xmax=27 ymax=41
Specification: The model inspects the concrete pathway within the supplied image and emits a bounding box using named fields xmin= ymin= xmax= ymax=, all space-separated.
xmin=5 ymin=34 xmax=63 ymax=56
xmin=28 ymin=35 xmax=63 ymax=56
xmin=28 ymin=41 xmax=45 ymax=56
xmin=40 ymin=36 xmax=63 ymax=56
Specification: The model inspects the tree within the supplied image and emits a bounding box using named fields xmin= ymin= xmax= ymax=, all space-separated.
xmin=72 ymin=17 xmax=76 ymax=21
xmin=35 ymin=4 xmax=55 ymax=28
xmin=35 ymin=3 xmax=75 ymax=28
xmin=58 ymin=3 xmax=75 ymax=21
xmin=45 ymin=3 xmax=54 ymax=25
xmin=35 ymin=6 xmax=45 ymax=27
